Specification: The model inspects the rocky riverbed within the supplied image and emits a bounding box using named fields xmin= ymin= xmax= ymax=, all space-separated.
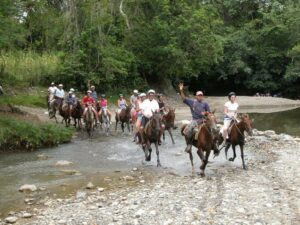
xmin=1 ymin=129 xmax=299 ymax=225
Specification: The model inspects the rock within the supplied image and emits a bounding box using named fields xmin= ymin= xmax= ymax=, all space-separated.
xmin=58 ymin=219 xmax=67 ymax=224
xmin=76 ymin=191 xmax=87 ymax=199
xmin=19 ymin=184 xmax=37 ymax=192
xmin=86 ymin=182 xmax=95 ymax=189
xmin=24 ymin=198 xmax=35 ymax=204
xmin=123 ymin=176 xmax=135 ymax=181
xmin=135 ymin=209 xmax=145 ymax=218
xmin=39 ymin=186 xmax=46 ymax=191
xmin=5 ymin=216 xmax=18 ymax=224
xmin=37 ymin=154 xmax=49 ymax=160
xmin=98 ymin=187 xmax=105 ymax=192
xmin=55 ymin=160 xmax=73 ymax=167
xmin=60 ymin=170 xmax=79 ymax=175
xmin=237 ymin=207 xmax=246 ymax=213
xmin=22 ymin=212 xmax=33 ymax=218
xmin=264 ymin=130 xmax=276 ymax=136
xmin=164 ymin=219 xmax=173 ymax=225
xmin=132 ymin=168 xmax=138 ymax=171
xmin=140 ymin=180 xmax=145 ymax=184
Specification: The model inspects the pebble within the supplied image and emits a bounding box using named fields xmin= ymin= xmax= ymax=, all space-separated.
xmin=22 ymin=212 xmax=33 ymax=218
xmin=98 ymin=187 xmax=105 ymax=192
xmin=55 ymin=160 xmax=73 ymax=167
xmin=86 ymin=182 xmax=95 ymax=189
xmin=5 ymin=216 xmax=18 ymax=224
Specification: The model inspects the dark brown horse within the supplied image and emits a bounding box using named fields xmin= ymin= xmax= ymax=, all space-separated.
xmin=140 ymin=112 xmax=163 ymax=167
xmin=59 ymin=104 xmax=71 ymax=126
xmin=115 ymin=105 xmax=131 ymax=132
xmin=71 ymin=101 xmax=83 ymax=129
xmin=223 ymin=114 xmax=253 ymax=170
xmin=162 ymin=106 xmax=176 ymax=144
xmin=181 ymin=112 xmax=218 ymax=176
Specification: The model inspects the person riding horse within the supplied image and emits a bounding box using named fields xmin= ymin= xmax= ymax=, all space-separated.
xmin=82 ymin=90 xmax=98 ymax=123
xmin=65 ymin=91 xmax=76 ymax=117
xmin=130 ymin=90 xmax=139 ymax=108
xmin=220 ymin=92 xmax=239 ymax=148
xmin=140 ymin=89 xmax=161 ymax=145
xmin=116 ymin=94 xmax=128 ymax=121
xmin=90 ymin=85 xmax=98 ymax=102
xmin=98 ymin=94 xmax=112 ymax=124
xmin=50 ymin=84 xmax=65 ymax=110
xmin=179 ymin=82 xmax=211 ymax=153
xmin=133 ymin=92 xmax=147 ymax=142
xmin=47 ymin=82 xmax=57 ymax=107
xmin=157 ymin=93 xmax=166 ymax=115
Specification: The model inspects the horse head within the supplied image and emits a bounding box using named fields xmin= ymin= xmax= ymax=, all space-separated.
xmin=241 ymin=114 xmax=253 ymax=136
xmin=204 ymin=110 xmax=218 ymax=133
xmin=151 ymin=111 xmax=162 ymax=133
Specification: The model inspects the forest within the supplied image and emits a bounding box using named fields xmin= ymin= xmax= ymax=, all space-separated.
xmin=1 ymin=0 xmax=300 ymax=97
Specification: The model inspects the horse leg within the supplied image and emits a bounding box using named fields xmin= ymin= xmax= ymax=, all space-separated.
xmin=229 ymin=145 xmax=237 ymax=162
xmin=201 ymin=150 xmax=211 ymax=176
xmin=197 ymin=148 xmax=206 ymax=176
xmin=240 ymin=144 xmax=247 ymax=170
xmin=163 ymin=131 xmax=165 ymax=141
xmin=189 ymin=151 xmax=194 ymax=172
xmin=168 ymin=129 xmax=175 ymax=144
xmin=115 ymin=119 xmax=118 ymax=132
xmin=127 ymin=122 xmax=131 ymax=133
xmin=225 ymin=144 xmax=231 ymax=159
xmin=155 ymin=142 xmax=161 ymax=167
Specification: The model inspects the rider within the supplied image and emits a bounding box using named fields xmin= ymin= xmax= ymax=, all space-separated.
xmin=82 ymin=90 xmax=98 ymax=122
xmin=65 ymin=91 xmax=76 ymax=117
xmin=116 ymin=94 xmax=128 ymax=121
xmin=48 ymin=82 xmax=57 ymax=104
xmin=90 ymin=85 xmax=98 ymax=102
xmin=179 ymin=82 xmax=210 ymax=153
xmin=140 ymin=89 xmax=161 ymax=144
xmin=133 ymin=92 xmax=146 ymax=142
xmin=221 ymin=92 xmax=239 ymax=147
xmin=130 ymin=90 xmax=139 ymax=108
xmin=50 ymin=84 xmax=65 ymax=109
xmin=98 ymin=94 xmax=112 ymax=124
xmin=157 ymin=93 xmax=165 ymax=115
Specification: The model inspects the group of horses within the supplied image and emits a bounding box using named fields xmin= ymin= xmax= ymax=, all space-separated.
xmin=47 ymin=96 xmax=253 ymax=176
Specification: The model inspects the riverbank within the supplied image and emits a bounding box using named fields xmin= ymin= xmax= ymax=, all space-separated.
xmin=3 ymin=129 xmax=297 ymax=225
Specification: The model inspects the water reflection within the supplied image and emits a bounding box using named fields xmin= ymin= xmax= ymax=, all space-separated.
xmin=250 ymin=107 xmax=300 ymax=136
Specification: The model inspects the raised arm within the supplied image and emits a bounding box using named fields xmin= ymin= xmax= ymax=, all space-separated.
xmin=178 ymin=82 xmax=186 ymax=100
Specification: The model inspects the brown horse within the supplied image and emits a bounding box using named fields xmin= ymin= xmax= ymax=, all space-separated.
xmin=140 ymin=112 xmax=163 ymax=166
xmin=223 ymin=114 xmax=253 ymax=170
xmin=181 ymin=112 xmax=218 ymax=176
xmin=162 ymin=106 xmax=176 ymax=144
xmin=115 ymin=105 xmax=131 ymax=132
xmin=71 ymin=101 xmax=83 ymax=129
xmin=59 ymin=104 xmax=71 ymax=126
xmin=83 ymin=105 xmax=95 ymax=137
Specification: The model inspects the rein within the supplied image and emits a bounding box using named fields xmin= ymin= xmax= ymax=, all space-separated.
xmin=232 ymin=120 xmax=245 ymax=139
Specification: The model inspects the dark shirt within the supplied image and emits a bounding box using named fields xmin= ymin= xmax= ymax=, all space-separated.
xmin=183 ymin=98 xmax=210 ymax=120
xmin=91 ymin=91 xmax=97 ymax=102
xmin=158 ymin=101 xmax=165 ymax=110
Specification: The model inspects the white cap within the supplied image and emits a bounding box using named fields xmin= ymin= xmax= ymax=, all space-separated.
xmin=51 ymin=82 xmax=55 ymax=85
xmin=68 ymin=91 xmax=73 ymax=94
xmin=58 ymin=84 xmax=63 ymax=87
xmin=133 ymin=89 xmax=138 ymax=94
xmin=87 ymin=90 xmax=92 ymax=93
xmin=139 ymin=93 xmax=146 ymax=97
xmin=70 ymin=88 xmax=75 ymax=92
xmin=147 ymin=89 xmax=155 ymax=94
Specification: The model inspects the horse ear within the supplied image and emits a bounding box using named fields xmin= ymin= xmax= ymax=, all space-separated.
xmin=212 ymin=109 xmax=216 ymax=114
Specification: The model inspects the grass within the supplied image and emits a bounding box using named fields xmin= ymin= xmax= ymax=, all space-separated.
xmin=0 ymin=95 xmax=46 ymax=108
xmin=0 ymin=115 xmax=73 ymax=151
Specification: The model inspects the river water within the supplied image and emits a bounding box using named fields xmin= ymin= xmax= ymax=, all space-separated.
xmin=1 ymin=107 xmax=299 ymax=215
xmin=0 ymin=127 xmax=251 ymax=215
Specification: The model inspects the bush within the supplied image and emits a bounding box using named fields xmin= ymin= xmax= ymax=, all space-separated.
xmin=0 ymin=116 xmax=73 ymax=151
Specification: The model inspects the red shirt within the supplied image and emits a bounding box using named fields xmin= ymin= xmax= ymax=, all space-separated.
xmin=99 ymin=99 xmax=108 ymax=107
xmin=82 ymin=96 xmax=94 ymax=105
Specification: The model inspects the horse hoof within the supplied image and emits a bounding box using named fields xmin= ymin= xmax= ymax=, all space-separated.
xmin=243 ymin=165 xmax=248 ymax=170
xmin=229 ymin=158 xmax=234 ymax=162
xmin=157 ymin=163 xmax=161 ymax=167
xmin=198 ymin=171 xmax=205 ymax=177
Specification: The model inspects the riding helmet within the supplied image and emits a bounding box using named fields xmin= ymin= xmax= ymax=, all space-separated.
xmin=228 ymin=92 xmax=236 ymax=99
xmin=101 ymin=94 xmax=105 ymax=98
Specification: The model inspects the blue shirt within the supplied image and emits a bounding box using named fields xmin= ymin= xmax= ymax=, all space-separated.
xmin=66 ymin=96 xmax=76 ymax=105
xmin=91 ymin=91 xmax=97 ymax=102
xmin=183 ymin=98 xmax=210 ymax=120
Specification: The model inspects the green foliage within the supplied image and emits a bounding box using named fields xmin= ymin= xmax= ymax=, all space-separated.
xmin=0 ymin=95 xmax=46 ymax=108
xmin=0 ymin=116 xmax=73 ymax=151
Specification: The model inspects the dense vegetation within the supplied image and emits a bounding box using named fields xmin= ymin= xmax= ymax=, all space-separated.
xmin=1 ymin=0 xmax=300 ymax=97
xmin=0 ymin=115 xmax=73 ymax=151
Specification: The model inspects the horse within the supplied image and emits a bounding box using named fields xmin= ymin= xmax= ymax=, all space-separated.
xmin=162 ymin=106 xmax=176 ymax=144
xmin=99 ymin=107 xmax=110 ymax=135
xmin=48 ymin=97 xmax=63 ymax=123
xmin=139 ymin=112 xmax=163 ymax=167
xmin=115 ymin=105 xmax=131 ymax=132
xmin=59 ymin=104 xmax=71 ymax=126
xmin=71 ymin=101 xmax=83 ymax=129
xmin=181 ymin=112 xmax=218 ymax=176
xmin=223 ymin=114 xmax=253 ymax=170
xmin=83 ymin=105 xmax=95 ymax=137
xmin=130 ymin=106 xmax=138 ymax=132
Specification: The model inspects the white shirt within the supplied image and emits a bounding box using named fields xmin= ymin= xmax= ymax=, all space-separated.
xmin=54 ymin=88 xmax=65 ymax=98
xmin=48 ymin=86 xmax=57 ymax=95
xmin=224 ymin=101 xmax=239 ymax=119
xmin=141 ymin=99 xmax=159 ymax=118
